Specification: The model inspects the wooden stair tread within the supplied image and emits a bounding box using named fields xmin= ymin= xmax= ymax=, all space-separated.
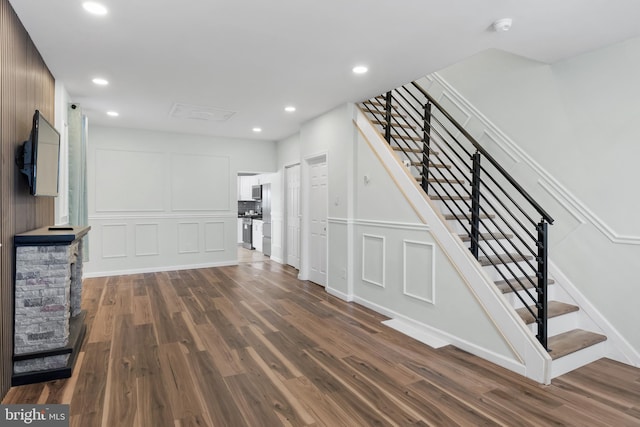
xmin=390 ymin=134 xmax=423 ymax=142
xmin=411 ymin=160 xmax=450 ymax=167
xmin=372 ymin=120 xmax=414 ymax=129
xmin=363 ymin=109 xmax=406 ymax=119
xmin=548 ymin=329 xmax=607 ymax=360
xmin=459 ymin=232 xmax=513 ymax=242
xmin=495 ymin=276 xmax=555 ymax=293
xmin=443 ymin=213 xmax=495 ymax=220
xmin=428 ymin=177 xmax=465 ymax=185
xmin=392 ymin=146 xmax=437 ymax=155
xmin=516 ymin=301 xmax=579 ymax=325
xmin=432 ymin=194 xmax=471 ymax=201
xmin=478 ymin=253 xmax=533 ymax=267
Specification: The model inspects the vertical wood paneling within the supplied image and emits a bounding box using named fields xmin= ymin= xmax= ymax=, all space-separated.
xmin=0 ymin=0 xmax=55 ymax=399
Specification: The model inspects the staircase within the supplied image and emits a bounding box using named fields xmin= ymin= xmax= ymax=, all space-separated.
xmin=358 ymin=83 xmax=607 ymax=379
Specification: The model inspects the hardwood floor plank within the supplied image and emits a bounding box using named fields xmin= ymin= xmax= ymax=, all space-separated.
xmin=133 ymin=324 xmax=161 ymax=378
xmin=306 ymin=347 xmax=419 ymax=425
xmin=132 ymin=295 xmax=152 ymax=326
xmin=194 ymin=323 xmax=245 ymax=377
xmin=170 ymin=311 xmax=205 ymax=354
xmin=224 ymin=373 xmax=284 ymax=427
xmin=408 ymin=379 xmax=501 ymax=426
xmin=3 ymin=260 xmax=639 ymax=427
xmin=135 ymin=374 xmax=174 ymax=427
xmin=157 ymin=343 xmax=204 ymax=420
xmin=240 ymin=325 xmax=297 ymax=380
xmin=110 ymin=314 xmax=136 ymax=359
xmin=283 ymin=376 xmax=358 ymax=427
xmin=69 ymin=341 xmax=110 ymax=419
xmin=104 ymin=356 xmax=137 ymax=427
xmin=185 ymin=350 xmax=246 ymax=427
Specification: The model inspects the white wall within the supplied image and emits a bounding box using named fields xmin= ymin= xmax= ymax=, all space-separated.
xmin=85 ymin=125 xmax=276 ymax=276
xmin=297 ymin=103 xmax=355 ymax=292
xmin=273 ymin=133 xmax=301 ymax=264
xmin=436 ymin=39 xmax=640 ymax=354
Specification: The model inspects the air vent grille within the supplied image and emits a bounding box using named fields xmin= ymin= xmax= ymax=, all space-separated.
xmin=169 ymin=103 xmax=236 ymax=121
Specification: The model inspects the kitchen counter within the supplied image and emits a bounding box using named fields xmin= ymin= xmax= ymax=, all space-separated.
xmin=238 ymin=214 xmax=262 ymax=220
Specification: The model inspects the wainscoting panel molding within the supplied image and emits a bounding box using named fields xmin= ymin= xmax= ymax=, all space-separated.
xmin=178 ymin=222 xmax=200 ymax=254
xmin=135 ymin=223 xmax=160 ymax=257
xmin=403 ymin=240 xmax=436 ymax=304
xmin=101 ymin=224 xmax=128 ymax=258
xmin=204 ymin=222 xmax=225 ymax=252
xmin=170 ymin=154 xmax=230 ymax=211
xmin=95 ymin=149 xmax=165 ymax=212
xmin=362 ymin=234 xmax=386 ymax=288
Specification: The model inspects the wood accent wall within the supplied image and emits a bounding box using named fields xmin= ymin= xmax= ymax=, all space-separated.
xmin=0 ymin=0 xmax=56 ymax=399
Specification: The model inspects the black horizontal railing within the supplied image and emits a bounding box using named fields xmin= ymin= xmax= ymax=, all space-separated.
xmin=359 ymin=81 xmax=553 ymax=350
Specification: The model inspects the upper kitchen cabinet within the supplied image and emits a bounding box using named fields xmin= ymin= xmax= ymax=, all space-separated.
xmin=237 ymin=175 xmax=257 ymax=200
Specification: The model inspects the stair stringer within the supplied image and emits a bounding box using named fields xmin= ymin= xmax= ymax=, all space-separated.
xmin=355 ymin=107 xmax=553 ymax=384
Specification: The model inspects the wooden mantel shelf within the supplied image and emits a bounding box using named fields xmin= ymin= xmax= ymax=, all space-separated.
xmin=14 ymin=226 xmax=90 ymax=246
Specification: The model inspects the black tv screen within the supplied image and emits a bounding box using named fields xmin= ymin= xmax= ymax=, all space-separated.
xmin=17 ymin=110 xmax=60 ymax=197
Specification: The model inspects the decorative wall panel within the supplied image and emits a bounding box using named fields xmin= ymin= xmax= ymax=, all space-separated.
xmin=135 ymin=223 xmax=160 ymax=256
xmin=362 ymin=234 xmax=385 ymax=287
xmin=178 ymin=222 xmax=199 ymax=254
xmin=101 ymin=224 xmax=127 ymax=258
xmin=171 ymin=154 xmax=230 ymax=211
xmin=403 ymin=240 xmax=436 ymax=304
xmin=95 ymin=149 xmax=164 ymax=212
xmin=204 ymin=222 xmax=225 ymax=252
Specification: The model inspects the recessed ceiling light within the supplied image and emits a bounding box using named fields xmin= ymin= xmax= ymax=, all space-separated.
xmin=284 ymin=106 xmax=296 ymax=113
xmin=107 ymin=111 xmax=119 ymax=117
xmin=92 ymin=77 xmax=109 ymax=86
xmin=83 ymin=2 xmax=108 ymax=16
xmin=252 ymin=127 xmax=262 ymax=133
xmin=352 ymin=65 xmax=368 ymax=74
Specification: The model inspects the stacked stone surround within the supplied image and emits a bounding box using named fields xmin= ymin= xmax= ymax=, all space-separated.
xmin=13 ymin=228 xmax=87 ymax=375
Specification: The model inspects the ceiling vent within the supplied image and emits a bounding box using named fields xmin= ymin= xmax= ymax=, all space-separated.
xmin=169 ymin=103 xmax=236 ymax=121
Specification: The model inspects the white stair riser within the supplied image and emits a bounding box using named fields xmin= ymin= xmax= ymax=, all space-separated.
xmin=503 ymin=284 xmax=562 ymax=310
xmin=482 ymin=260 xmax=536 ymax=282
xmin=550 ymin=341 xmax=608 ymax=379
xmin=525 ymin=311 xmax=580 ymax=337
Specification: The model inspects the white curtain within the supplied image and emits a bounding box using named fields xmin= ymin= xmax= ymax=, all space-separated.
xmin=67 ymin=104 xmax=89 ymax=259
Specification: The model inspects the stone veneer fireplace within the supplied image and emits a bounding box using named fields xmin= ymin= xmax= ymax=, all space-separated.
xmin=12 ymin=226 xmax=90 ymax=385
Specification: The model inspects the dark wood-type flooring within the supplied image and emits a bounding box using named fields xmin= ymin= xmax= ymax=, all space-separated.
xmin=3 ymin=256 xmax=640 ymax=426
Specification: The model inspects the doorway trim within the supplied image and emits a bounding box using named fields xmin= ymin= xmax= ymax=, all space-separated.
xmin=299 ymin=152 xmax=328 ymax=284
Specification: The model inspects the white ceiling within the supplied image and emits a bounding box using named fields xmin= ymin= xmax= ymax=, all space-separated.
xmin=10 ymin=0 xmax=640 ymax=142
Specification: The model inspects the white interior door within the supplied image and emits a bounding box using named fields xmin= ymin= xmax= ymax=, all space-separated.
xmin=285 ymin=164 xmax=301 ymax=269
xmin=309 ymin=159 xmax=327 ymax=286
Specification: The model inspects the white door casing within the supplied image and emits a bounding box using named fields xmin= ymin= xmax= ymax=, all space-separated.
xmin=308 ymin=158 xmax=328 ymax=286
xmin=285 ymin=164 xmax=301 ymax=269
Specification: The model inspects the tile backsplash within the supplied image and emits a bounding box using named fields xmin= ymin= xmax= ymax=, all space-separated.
xmin=238 ymin=200 xmax=260 ymax=215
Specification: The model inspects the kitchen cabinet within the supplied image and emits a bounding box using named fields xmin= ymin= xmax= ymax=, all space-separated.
xmin=252 ymin=219 xmax=263 ymax=252
xmin=237 ymin=175 xmax=257 ymax=200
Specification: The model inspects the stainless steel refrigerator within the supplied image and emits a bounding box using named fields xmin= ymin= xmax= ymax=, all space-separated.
xmin=261 ymin=184 xmax=271 ymax=256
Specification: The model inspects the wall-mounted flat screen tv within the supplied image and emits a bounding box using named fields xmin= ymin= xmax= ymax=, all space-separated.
xmin=16 ymin=110 xmax=60 ymax=196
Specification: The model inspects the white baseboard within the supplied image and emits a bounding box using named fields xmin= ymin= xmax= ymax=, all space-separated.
xmin=353 ymin=295 xmax=526 ymax=376
xmin=326 ymin=287 xmax=353 ymax=302
xmin=83 ymin=260 xmax=238 ymax=278
xmin=382 ymin=318 xmax=449 ymax=349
